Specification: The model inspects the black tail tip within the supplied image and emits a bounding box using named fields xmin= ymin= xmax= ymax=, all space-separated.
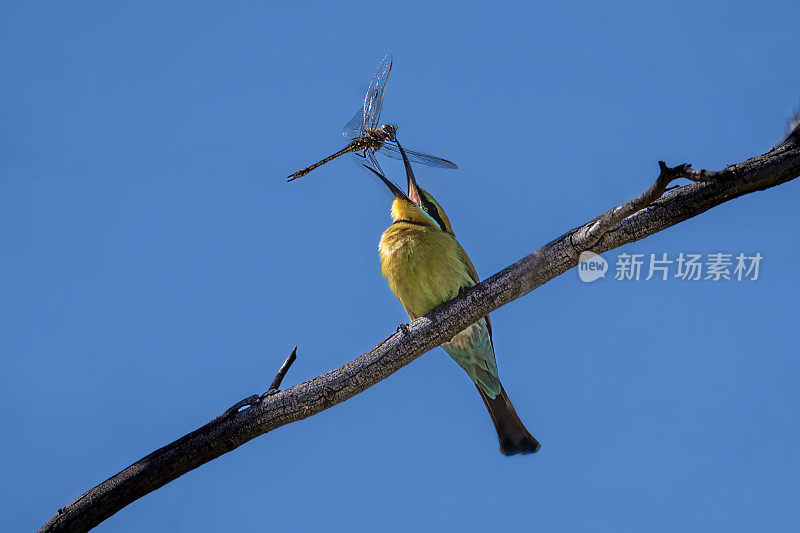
xmin=499 ymin=437 xmax=541 ymax=456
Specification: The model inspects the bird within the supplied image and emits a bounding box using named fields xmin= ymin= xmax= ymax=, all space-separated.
xmin=363 ymin=141 xmax=540 ymax=456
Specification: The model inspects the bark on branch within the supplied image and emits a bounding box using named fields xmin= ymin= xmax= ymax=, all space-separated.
xmin=40 ymin=124 xmax=800 ymax=532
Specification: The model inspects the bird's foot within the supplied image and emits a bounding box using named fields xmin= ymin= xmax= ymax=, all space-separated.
xmin=397 ymin=323 xmax=410 ymax=335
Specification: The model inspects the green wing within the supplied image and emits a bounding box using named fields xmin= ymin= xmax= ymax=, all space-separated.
xmin=454 ymin=239 xmax=493 ymax=340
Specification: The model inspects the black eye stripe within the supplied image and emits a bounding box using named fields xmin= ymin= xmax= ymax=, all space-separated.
xmin=420 ymin=196 xmax=447 ymax=232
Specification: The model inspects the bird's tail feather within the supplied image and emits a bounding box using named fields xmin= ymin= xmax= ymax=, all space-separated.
xmin=477 ymin=385 xmax=540 ymax=456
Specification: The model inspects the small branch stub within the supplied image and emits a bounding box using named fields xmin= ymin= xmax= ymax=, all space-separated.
xmin=216 ymin=346 xmax=299 ymax=421
xmin=265 ymin=346 xmax=298 ymax=396
xmin=573 ymin=161 xmax=692 ymax=252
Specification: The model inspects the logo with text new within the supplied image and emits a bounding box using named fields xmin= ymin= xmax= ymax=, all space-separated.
xmin=577 ymin=251 xmax=608 ymax=283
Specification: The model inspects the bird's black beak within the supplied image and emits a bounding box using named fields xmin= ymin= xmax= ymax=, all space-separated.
xmin=395 ymin=140 xmax=424 ymax=208
xmin=362 ymin=163 xmax=410 ymax=203
xmin=362 ymin=138 xmax=423 ymax=208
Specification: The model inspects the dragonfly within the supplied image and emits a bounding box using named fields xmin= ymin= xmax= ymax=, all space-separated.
xmin=286 ymin=53 xmax=458 ymax=181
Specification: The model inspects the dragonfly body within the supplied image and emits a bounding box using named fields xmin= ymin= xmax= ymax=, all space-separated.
xmin=286 ymin=54 xmax=457 ymax=181
xmin=289 ymin=126 xmax=396 ymax=180
xmin=367 ymin=143 xmax=540 ymax=456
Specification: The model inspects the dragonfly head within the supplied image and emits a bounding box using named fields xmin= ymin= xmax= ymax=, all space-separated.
xmin=380 ymin=124 xmax=397 ymax=142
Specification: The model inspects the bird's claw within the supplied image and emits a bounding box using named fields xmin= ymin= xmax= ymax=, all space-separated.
xmin=397 ymin=323 xmax=410 ymax=335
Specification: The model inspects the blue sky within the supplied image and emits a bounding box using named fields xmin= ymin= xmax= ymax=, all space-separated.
xmin=2 ymin=1 xmax=799 ymax=531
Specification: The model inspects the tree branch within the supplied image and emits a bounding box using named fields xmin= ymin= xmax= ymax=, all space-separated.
xmin=40 ymin=123 xmax=800 ymax=532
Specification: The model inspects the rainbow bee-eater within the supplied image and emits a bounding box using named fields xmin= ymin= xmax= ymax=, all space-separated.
xmin=364 ymin=141 xmax=540 ymax=456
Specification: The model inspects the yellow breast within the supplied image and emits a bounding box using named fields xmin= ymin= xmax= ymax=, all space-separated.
xmin=379 ymin=222 xmax=474 ymax=320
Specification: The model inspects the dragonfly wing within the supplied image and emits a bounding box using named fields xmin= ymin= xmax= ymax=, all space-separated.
xmin=352 ymin=150 xmax=399 ymax=202
xmin=379 ymin=142 xmax=458 ymax=169
xmin=343 ymin=107 xmax=364 ymax=140
xmin=363 ymin=53 xmax=392 ymax=131
xmin=349 ymin=148 xmax=383 ymax=175
xmin=366 ymin=149 xmax=384 ymax=175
